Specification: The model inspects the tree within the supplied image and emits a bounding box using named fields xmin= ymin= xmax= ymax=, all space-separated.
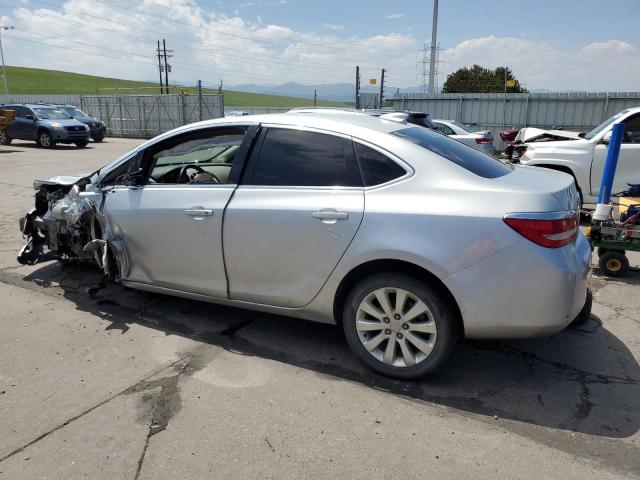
xmin=442 ymin=65 xmax=527 ymax=93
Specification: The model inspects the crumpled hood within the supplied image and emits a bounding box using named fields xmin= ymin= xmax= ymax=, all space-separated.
xmin=516 ymin=127 xmax=582 ymax=143
xmin=33 ymin=174 xmax=90 ymax=190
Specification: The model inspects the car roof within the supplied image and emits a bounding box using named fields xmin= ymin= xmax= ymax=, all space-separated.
xmin=189 ymin=112 xmax=410 ymax=137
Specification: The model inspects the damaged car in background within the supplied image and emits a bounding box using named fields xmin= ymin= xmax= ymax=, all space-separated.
xmin=17 ymin=113 xmax=591 ymax=380
xmin=504 ymin=126 xmax=582 ymax=161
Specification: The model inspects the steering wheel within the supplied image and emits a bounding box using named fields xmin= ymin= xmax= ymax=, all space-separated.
xmin=177 ymin=165 xmax=220 ymax=184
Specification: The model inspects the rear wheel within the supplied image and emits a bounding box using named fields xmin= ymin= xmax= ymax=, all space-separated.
xmin=0 ymin=129 xmax=11 ymax=145
xmin=570 ymin=288 xmax=592 ymax=327
xmin=598 ymin=250 xmax=628 ymax=277
xmin=37 ymin=130 xmax=55 ymax=148
xmin=342 ymin=273 xmax=457 ymax=380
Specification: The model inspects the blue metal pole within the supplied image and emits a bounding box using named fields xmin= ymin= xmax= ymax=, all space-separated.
xmin=597 ymin=122 xmax=625 ymax=204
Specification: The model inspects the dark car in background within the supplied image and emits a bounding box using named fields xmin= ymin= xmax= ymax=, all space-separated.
xmin=56 ymin=105 xmax=107 ymax=142
xmin=0 ymin=104 xmax=90 ymax=148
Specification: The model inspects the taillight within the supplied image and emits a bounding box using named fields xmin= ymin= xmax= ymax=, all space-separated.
xmin=504 ymin=212 xmax=578 ymax=248
xmin=475 ymin=138 xmax=492 ymax=144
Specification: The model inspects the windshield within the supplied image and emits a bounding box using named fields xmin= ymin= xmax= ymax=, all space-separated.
xmin=392 ymin=127 xmax=512 ymax=178
xmin=60 ymin=106 xmax=90 ymax=118
xmin=584 ymin=110 xmax=627 ymax=140
xmin=33 ymin=108 xmax=71 ymax=120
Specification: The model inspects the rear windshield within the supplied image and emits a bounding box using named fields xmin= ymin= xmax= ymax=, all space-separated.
xmin=392 ymin=127 xmax=512 ymax=178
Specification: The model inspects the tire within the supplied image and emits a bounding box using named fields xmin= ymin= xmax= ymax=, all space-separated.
xmin=75 ymin=140 xmax=89 ymax=148
xmin=36 ymin=130 xmax=55 ymax=149
xmin=570 ymin=288 xmax=592 ymax=327
xmin=598 ymin=250 xmax=629 ymax=277
xmin=342 ymin=273 xmax=458 ymax=380
xmin=92 ymin=135 xmax=104 ymax=143
xmin=0 ymin=129 xmax=11 ymax=145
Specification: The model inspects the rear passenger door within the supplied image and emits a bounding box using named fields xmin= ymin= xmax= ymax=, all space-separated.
xmin=223 ymin=126 xmax=364 ymax=308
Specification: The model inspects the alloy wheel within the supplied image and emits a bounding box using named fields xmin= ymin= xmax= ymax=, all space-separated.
xmin=355 ymin=287 xmax=437 ymax=368
xmin=39 ymin=133 xmax=51 ymax=147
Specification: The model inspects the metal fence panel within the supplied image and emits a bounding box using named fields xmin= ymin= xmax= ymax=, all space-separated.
xmin=1 ymin=94 xmax=82 ymax=106
xmin=392 ymin=92 xmax=640 ymax=150
xmin=79 ymin=94 xmax=224 ymax=138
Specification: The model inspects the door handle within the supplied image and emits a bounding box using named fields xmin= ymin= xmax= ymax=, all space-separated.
xmin=312 ymin=210 xmax=349 ymax=221
xmin=184 ymin=208 xmax=214 ymax=217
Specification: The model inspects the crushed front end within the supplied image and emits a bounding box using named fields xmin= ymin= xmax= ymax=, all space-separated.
xmin=17 ymin=177 xmax=129 ymax=283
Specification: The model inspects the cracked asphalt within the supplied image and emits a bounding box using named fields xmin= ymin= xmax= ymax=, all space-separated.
xmin=0 ymin=138 xmax=639 ymax=479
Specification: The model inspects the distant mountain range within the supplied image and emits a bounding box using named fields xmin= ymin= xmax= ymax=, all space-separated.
xmin=228 ymin=81 xmax=424 ymax=102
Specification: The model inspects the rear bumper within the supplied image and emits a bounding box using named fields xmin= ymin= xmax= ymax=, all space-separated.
xmin=444 ymin=233 xmax=591 ymax=339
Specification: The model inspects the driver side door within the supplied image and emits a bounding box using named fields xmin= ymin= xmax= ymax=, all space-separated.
xmin=102 ymin=124 xmax=256 ymax=298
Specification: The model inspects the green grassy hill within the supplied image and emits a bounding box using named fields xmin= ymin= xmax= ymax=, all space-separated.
xmin=5 ymin=66 xmax=343 ymax=107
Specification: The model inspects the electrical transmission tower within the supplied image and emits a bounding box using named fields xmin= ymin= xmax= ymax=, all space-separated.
xmin=417 ymin=43 xmax=442 ymax=94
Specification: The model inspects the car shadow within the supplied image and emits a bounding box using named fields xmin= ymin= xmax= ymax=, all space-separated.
xmin=15 ymin=260 xmax=640 ymax=439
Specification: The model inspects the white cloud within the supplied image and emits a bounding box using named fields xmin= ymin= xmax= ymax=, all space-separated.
xmin=385 ymin=13 xmax=404 ymax=19
xmin=322 ymin=23 xmax=344 ymax=31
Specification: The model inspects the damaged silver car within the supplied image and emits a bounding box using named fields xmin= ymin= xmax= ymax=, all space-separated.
xmin=18 ymin=113 xmax=591 ymax=379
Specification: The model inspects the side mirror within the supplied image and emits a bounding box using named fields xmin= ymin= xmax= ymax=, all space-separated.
xmin=578 ymin=132 xmax=586 ymax=138
xmin=601 ymin=131 xmax=612 ymax=144
xmin=121 ymin=168 xmax=145 ymax=186
xmin=25 ymin=114 xmax=35 ymax=121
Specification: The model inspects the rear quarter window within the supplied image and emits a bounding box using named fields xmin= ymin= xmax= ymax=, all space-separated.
xmin=392 ymin=127 xmax=511 ymax=179
xmin=354 ymin=142 xmax=407 ymax=186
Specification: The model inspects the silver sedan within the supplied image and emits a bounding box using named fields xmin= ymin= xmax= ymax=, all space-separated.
xmin=18 ymin=113 xmax=591 ymax=379
xmin=432 ymin=119 xmax=494 ymax=154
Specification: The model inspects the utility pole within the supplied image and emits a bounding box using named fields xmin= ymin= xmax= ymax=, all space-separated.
xmin=355 ymin=65 xmax=361 ymax=109
xmin=197 ymin=79 xmax=203 ymax=121
xmin=428 ymin=0 xmax=439 ymax=94
xmin=156 ymin=40 xmax=164 ymax=94
xmin=162 ymin=39 xmax=171 ymax=94
xmin=379 ymin=68 xmax=386 ymax=108
xmin=313 ymin=89 xmax=318 ymax=107
xmin=0 ymin=26 xmax=15 ymax=99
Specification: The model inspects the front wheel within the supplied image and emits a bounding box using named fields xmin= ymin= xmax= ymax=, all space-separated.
xmin=0 ymin=129 xmax=11 ymax=145
xmin=37 ymin=131 xmax=55 ymax=148
xmin=75 ymin=140 xmax=89 ymax=148
xmin=342 ymin=273 xmax=458 ymax=380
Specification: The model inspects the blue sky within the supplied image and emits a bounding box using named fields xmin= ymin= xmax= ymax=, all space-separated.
xmin=2 ymin=0 xmax=639 ymax=90
xmin=225 ymin=0 xmax=639 ymax=49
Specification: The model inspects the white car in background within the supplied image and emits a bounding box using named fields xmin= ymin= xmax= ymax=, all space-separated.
xmin=432 ymin=119 xmax=494 ymax=154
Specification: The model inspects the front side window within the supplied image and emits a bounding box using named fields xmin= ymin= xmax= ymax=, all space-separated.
xmin=354 ymin=142 xmax=407 ymax=187
xmin=249 ymin=128 xmax=358 ymax=187
xmin=148 ymin=127 xmax=247 ymax=184
xmin=622 ymin=115 xmax=640 ymax=144
xmin=393 ymin=127 xmax=512 ymax=179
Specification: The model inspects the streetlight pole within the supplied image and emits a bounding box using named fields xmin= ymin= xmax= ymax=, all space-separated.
xmin=0 ymin=26 xmax=15 ymax=99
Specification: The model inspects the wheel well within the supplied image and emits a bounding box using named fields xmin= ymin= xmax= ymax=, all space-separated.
xmin=533 ymin=164 xmax=578 ymax=185
xmin=37 ymin=127 xmax=51 ymax=137
xmin=332 ymin=259 xmax=464 ymax=337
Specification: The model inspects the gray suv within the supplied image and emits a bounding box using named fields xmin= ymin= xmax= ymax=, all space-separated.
xmin=0 ymin=104 xmax=90 ymax=148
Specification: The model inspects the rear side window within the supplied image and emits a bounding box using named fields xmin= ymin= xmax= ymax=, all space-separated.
xmin=250 ymin=128 xmax=359 ymax=187
xmin=392 ymin=127 xmax=511 ymax=178
xmin=354 ymin=142 xmax=407 ymax=186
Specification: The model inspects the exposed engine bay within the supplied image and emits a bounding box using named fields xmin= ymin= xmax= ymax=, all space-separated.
xmin=18 ymin=177 xmax=129 ymax=286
